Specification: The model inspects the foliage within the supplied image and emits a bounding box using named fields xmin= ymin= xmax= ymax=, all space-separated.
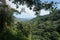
xmin=0 ymin=0 xmax=60 ymax=40
xmin=30 ymin=9 xmax=60 ymax=40
xmin=9 ymin=0 xmax=57 ymax=16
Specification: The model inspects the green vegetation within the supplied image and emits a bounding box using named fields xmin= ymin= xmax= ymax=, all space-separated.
xmin=30 ymin=10 xmax=60 ymax=40
xmin=0 ymin=0 xmax=60 ymax=40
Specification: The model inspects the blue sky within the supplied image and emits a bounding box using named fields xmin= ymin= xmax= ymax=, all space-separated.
xmin=41 ymin=0 xmax=60 ymax=9
xmin=41 ymin=0 xmax=60 ymax=2
xmin=6 ymin=0 xmax=60 ymax=19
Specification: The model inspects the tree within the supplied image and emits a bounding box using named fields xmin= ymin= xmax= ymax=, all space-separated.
xmin=9 ymin=0 xmax=56 ymax=15
xmin=0 ymin=0 xmax=20 ymax=31
xmin=0 ymin=0 xmax=58 ymax=40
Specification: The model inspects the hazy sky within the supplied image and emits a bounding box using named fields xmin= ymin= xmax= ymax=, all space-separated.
xmin=6 ymin=0 xmax=60 ymax=18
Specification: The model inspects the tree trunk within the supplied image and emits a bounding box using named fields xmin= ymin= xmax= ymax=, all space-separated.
xmin=0 ymin=0 xmax=7 ymax=32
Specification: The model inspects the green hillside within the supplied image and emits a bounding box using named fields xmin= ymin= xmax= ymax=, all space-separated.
xmin=29 ymin=10 xmax=60 ymax=40
xmin=1 ymin=0 xmax=60 ymax=40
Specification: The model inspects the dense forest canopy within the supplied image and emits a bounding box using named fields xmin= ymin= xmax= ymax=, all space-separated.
xmin=0 ymin=0 xmax=60 ymax=40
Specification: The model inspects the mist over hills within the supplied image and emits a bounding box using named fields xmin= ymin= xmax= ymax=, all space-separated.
xmin=14 ymin=17 xmax=32 ymax=22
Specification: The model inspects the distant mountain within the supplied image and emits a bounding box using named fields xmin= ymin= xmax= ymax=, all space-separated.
xmin=14 ymin=17 xmax=32 ymax=22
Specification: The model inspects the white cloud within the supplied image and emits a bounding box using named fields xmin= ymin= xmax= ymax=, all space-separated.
xmin=6 ymin=0 xmax=16 ymax=9
xmin=13 ymin=12 xmax=36 ymax=18
xmin=40 ymin=9 xmax=50 ymax=16
xmin=6 ymin=0 xmax=36 ymax=18
xmin=6 ymin=0 xmax=50 ymax=18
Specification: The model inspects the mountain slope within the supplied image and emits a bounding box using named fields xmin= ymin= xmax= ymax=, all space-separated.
xmin=30 ymin=10 xmax=60 ymax=40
